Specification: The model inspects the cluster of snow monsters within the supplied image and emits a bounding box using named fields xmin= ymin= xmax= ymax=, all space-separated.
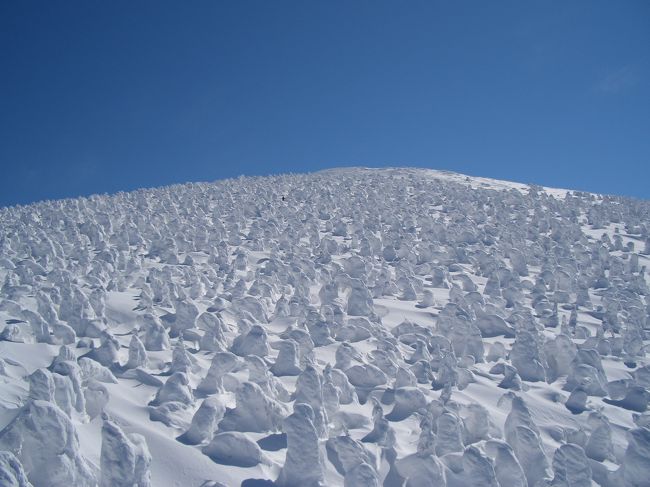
xmin=0 ymin=167 xmax=649 ymax=487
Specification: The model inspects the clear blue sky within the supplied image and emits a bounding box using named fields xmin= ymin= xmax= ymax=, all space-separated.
xmin=1 ymin=1 xmax=649 ymax=207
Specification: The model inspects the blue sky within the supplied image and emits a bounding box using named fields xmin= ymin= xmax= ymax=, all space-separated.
xmin=1 ymin=1 xmax=649 ymax=207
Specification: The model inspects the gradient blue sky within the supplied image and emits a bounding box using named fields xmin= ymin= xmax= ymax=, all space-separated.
xmin=1 ymin=1 xmax=649 ymax=207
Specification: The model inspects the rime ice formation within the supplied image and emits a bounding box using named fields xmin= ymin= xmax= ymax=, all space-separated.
xmin=270 ymin=339 xmax=303 ymax=376
xmin=548 ymin=443 xmax=592 ymax=487
xmin=177 ymin=397 xmax=225 ymax=445
xmin=386 ymin=386 xmax=427 ymax=421
xmin=197 ymin=351 xmax=240 ymax=395
xmin=0 ymin=400 xmax=96 ymax=487
xmin=100 ymin=419 xmax=151 ymax=487
xmin=0 ymin=167 xmax=649 ymax=486
xmin=344 ymin=462 xmax=378 ymax=487
xmin=202 ymin=432 xmax=267 ymax=467
xmin=276 ymin=404 xmax=324 ymax=487
xmin=150 ymin=371 xmax=193 ymax=406
xmin=217 ymin=381 xmax=288 ymax=433
xmin=485 ymin=440 xmax=527 ymax=487
xmin=0 ymin=451 xmax=32 ymax=487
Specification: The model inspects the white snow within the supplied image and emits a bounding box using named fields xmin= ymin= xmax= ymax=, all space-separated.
xmin=0 ymin=166 xmax=649 ymax=486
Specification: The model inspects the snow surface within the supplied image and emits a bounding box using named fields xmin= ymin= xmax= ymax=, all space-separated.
xmin=0 ymin=167 xmax=649 ymax=487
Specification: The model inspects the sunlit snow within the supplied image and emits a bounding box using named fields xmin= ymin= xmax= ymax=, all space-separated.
xmin=0 ymin=167 xmax=649 ymax=487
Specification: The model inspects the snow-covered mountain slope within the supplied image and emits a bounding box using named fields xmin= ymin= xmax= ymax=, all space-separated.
xmin=0 ymin=167 xmax=649 ymax=487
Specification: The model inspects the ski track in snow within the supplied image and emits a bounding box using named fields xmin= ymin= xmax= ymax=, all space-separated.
xmin=0 ymin=167 xmax=649 ymax=486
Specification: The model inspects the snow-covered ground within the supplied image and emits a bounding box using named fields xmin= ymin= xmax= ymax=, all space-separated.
xmin=0 ymin=167 xmax=649 ymax=487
